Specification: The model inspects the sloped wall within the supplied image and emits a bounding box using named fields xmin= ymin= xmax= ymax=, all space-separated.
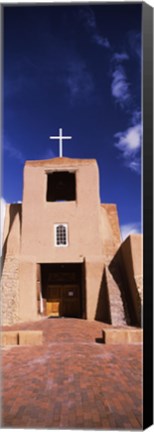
xmin=100 ymin=204 xmax=121 ymax=263
xmin=109 ymin=234 xmax=143 ymax=326
xmin=121 ymin=234 xmax=143 ymax=325
xmin=101 ymin=204 xmax=121 ymax=245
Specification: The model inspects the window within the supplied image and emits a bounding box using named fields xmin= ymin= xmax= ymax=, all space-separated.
xmin=46 ymin=171 xmax=76 ymax=202
xmin=54 ymin=224 xmax=68 ymax=247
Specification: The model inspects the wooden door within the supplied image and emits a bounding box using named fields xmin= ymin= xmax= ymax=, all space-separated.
xmin=46 ymin=284 xmax=81 ymax=317
xmin=46 ymin=285 xmax=60 ymax=317
xmin=61 ymin=284 xmax=81 ymax=317
xmin=46 ymin=301 xmax=60 ymax=316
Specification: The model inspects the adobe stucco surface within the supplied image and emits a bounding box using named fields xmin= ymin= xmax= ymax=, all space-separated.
xmin=100 ymin=204 xmax=121 ymax=263
xmin=101 ymin=204 xmax=121 ymax=244
xmin=21 ymin=159 xmax=102 ymax=261
xmin=119 ymin=235 xmax=143 ymax=324
xmin=1 ymin=157 xmax=143 ymax=326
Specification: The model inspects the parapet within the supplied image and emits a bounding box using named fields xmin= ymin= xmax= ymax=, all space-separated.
xmin=25 ymin=157 xmax=97 ymax=168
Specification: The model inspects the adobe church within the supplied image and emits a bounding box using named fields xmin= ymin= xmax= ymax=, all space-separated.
xmin=1 ymin=153 xmax=142 ymax=327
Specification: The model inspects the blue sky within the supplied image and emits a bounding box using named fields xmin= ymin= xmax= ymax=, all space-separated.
xmin=2 ymin=3 xmax=142 ymax=239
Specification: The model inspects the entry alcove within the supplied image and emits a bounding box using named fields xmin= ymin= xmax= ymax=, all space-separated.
xmin=39 ymin=262 xmax=86 ymax=318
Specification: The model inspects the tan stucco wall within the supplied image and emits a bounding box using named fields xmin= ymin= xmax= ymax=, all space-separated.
xmin=120 ymin=234 xmax=143 ymax=324
xmin=85 ymin=258 xmax=105 ymax=320
xmin=99 ymin=204 xmax=121 ymax=263
xmin=19 ymin=157 xmax=118 ymax=323
xmin=1 ymin=158 xmax=125 ymax=325
xmin=129 ymin=234 xmax=143 ymax=277
xmin=21 ymin=158 xmax=121 ymax=265
xmin=19 ymin=259 xmax=38 ymax=322
xmin=2 ymin=204 xmax=21 ymax=255
xmin=101 ymin=204 xmax=121 ymax=246
xmin=21 ymin=158 xmax=102 ymax=263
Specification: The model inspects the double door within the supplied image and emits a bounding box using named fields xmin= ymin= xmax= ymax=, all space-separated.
xmin=46 ymin=284 xmax=81 ymax=318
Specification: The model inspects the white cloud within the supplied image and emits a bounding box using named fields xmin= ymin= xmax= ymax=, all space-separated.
xmin=4 ymin=139 xmax=25 ymax=164
xmin=127 ymin=158 xmax=141 ymax=174
xmin=111 ymin=43 xmax=141 ymax=171
xmin=131 ymin=110 xmax=141 ymax=125
xmin=0 ymin=198 xmax=6 ymax=254
xmin=93 ymin=34 xmax=110 ymax=49
xmin=128 ymin=31 xmax=141 ymax=59
xmin=111 ymin=65 xmax=130 ymax=107
xmin=112 ymin=52 xmax=129 ymax=62
xmin=121 ymin=222 xmax=141 ymax=241
xmin=114 ymin=111 xmax=142 ymax=174
xmin=79 ymin=7 xmax=110 ymax=50
xmin=115 ymin=124 xmax=141 ymax=154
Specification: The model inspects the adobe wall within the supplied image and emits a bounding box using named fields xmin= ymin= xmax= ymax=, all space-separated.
xmin=121 ymin=234 xmax=143 ymax=304
xmin=2 ymin=204 xmax=21 ymax=255
xmin=1 ymin=158 xmax=126 ymax=325
xmin=101 ymin=204 xmax=121 ymax=246
xmin=85 ymin=258 xmax=105 ymax=321
xmin=100 ymin=204 xmax=121 ymax=263
xmin=19 ymin=259 xmax=38 ymax=321
xmin=115 ymin=234 xmax=143 ymax=325
xmin=21 ymin=158 xmax=102 ymax=263
xmin=1 ymin=204 xmax=21 ymax=325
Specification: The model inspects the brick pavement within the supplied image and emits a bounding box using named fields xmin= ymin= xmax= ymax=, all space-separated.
xmin=1 ymin=318 xmax=142 ymax=429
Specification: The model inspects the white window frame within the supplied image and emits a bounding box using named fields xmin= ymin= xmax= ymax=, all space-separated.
xmin=54 ymin=224 xmax=68 ymax=247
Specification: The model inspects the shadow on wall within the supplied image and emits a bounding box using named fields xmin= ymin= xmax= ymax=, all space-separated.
xmin=1 ymin=204 xmax=22 ymax=273
xmin=95 ymin=268 xmax=111 ymax=324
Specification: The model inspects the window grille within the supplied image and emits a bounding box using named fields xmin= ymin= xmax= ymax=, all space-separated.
xmin=54 ymin=224 xmax=68 ymax=247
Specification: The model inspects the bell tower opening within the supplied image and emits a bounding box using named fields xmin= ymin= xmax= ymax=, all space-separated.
xmin=46 ymin=171 xmax=76 ymax=202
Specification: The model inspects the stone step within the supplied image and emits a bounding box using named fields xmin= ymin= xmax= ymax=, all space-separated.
xmin=102 ymin=328 xmax=143 ymax=344
xmin=1 ymin=330 xmax=43 ymax=346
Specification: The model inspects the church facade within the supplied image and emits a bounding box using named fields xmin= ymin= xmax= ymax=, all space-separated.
xmin=1 ymin=157 xmax=143 ymax=327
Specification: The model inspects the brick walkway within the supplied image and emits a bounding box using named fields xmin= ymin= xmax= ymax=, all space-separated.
xmin=1 ymin=318 xmax=142 ymax=429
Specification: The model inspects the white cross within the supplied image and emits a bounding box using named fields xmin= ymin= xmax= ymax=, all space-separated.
xmin=49 ymin=128 xmax=72 ymax=158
